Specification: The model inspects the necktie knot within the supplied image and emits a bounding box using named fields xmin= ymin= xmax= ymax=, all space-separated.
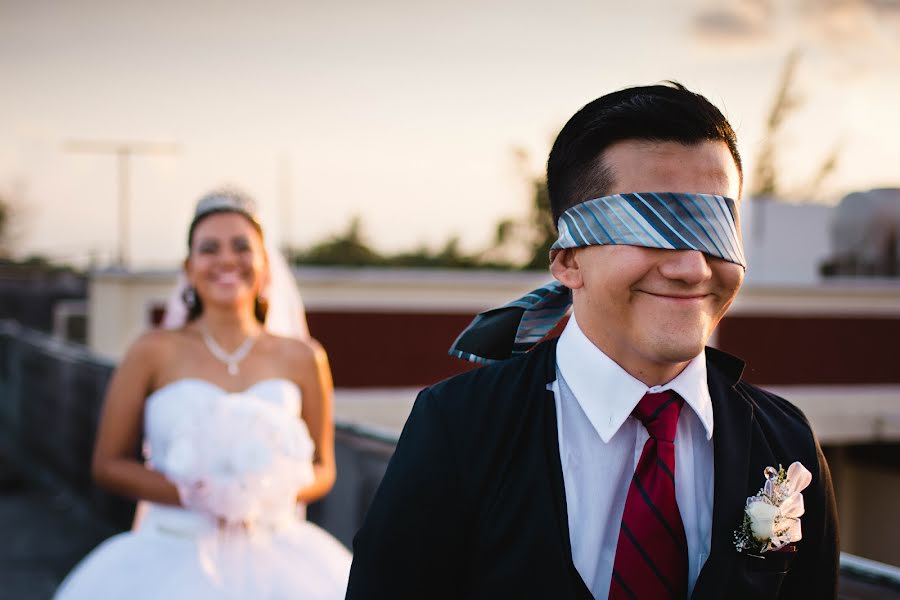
xmin=633 ymin=391 xmax=683 ymax=442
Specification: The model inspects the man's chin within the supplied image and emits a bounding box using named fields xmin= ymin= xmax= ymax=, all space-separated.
xmin=647 ymin=337 xmax=707 ymax=365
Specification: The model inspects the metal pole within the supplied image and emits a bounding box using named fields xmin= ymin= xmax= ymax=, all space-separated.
xmin=117 ymin=149 xmax=131 ymax=267
xmin=64 ymin=140 xmax=179 ymax=270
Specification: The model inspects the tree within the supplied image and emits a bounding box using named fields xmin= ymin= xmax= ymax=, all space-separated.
xmin=0 ymin=193 xmax=15 ymax=259
xmin=287 ymin=216 xmax=385 ymax=267
xmin=287 ymin=216 xmax=516 ymax=269
xmin=751 ymin=49 xmax=802 ymax=199
xmin=483 ymin=148 xmax=556 ymax=270
xmin=521 ymin=173 xmax=555 ymax=270
xmin=751 ymin=49 xmax=841 ymax=202
xmin=0 ymin=197 xmax=9 ymax=256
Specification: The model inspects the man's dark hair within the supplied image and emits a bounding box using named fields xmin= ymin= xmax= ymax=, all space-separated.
xmin=546 ymin=81 xmax=742 ymax=224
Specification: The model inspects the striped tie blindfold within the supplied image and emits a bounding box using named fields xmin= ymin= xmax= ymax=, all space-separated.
xmin=449 ymin=192 xmax=746 ymax=364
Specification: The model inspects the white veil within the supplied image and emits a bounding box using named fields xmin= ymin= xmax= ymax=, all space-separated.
xmin=161 ymin=242 xmax=310 ymax=341
xmin=260 ymin=245 xmax=310 ymax=340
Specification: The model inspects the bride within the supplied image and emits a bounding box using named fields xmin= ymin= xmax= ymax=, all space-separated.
xmin=55 ymin=189 xmax=351 ymax=599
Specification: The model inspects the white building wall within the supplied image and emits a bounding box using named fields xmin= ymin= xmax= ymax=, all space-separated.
xmin=740 ymin=197 xmax=834 ymax=285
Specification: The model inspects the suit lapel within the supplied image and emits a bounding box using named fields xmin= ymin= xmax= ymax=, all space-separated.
xmin=537 ymin=339 xmax=594 ymax=598
xmin=691 ymin=349 xmax=754 ymax=600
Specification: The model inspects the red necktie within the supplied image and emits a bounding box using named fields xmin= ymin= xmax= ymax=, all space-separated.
xmin=609 ymin=391 xmax=689 ymax=599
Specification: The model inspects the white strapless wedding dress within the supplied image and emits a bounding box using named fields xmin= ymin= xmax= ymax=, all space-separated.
xmin=55 ymin=379 xmax=351 ymax=600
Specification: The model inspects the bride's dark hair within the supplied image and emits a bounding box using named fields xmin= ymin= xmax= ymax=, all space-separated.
xmin=184 ymin=188 xmax=268 ymax=324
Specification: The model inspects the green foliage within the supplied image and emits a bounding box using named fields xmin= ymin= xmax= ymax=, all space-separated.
xmin=286 ymin=150 xmax=558 ymax=270
xmin=0 ymin=194 xmax=9 ymax=258
xmin=288 ymin=217 xmax=386 ymax=267
xmin=522 ymin=175 xmax=555 ymax=270
xmin=390 ymin=237 xmax=482 ymax=269
xmin=752 ymin=49 xmax=801 ymax=198
xmin=286 ymin=217 xmax=519 ymax=270
xmin=0 ymin=255 xmax=81 ymax=274
xmin=751 ymin=49 xmax=841 ymax=202
xmin=489 ymin=148 xmax=556 ymax=270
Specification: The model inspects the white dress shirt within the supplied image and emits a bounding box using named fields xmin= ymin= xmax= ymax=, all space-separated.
xmin=552 ymin=315 xmax=714 ymax=599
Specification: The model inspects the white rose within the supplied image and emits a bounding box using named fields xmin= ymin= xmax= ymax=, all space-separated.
xmin=746 ymin=500 xmax=781 ymax=541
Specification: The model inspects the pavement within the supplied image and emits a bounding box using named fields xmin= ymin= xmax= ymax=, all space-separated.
xmin=0 ymin=446 xmax=117 ymax=600
xmin=0 ymin=388 xmax=416 ymax=600
xmin=3 ymin=402 xmax=900 ymax=600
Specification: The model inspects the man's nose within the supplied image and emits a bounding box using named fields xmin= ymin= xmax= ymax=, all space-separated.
xmin=658 ymin=249 xmax=713 ymax=285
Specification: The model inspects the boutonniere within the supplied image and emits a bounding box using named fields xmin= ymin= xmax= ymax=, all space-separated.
xmin=734 ymin=461 xmax=812 ymax=554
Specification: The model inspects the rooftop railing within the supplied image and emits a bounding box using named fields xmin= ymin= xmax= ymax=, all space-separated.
xmin=2 ymin=319 xmax=899 ymax=597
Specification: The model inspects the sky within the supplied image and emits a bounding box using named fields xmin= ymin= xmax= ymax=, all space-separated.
xmin=1 ymin=0 xmax=899 ymax=268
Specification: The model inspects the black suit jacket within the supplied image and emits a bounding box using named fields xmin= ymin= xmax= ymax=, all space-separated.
xmin=346 ymin=339 xmax=839 ymax=599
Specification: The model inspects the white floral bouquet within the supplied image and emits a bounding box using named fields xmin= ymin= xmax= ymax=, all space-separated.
xmin=161 ymin=393 xmax=316 ymax=526
xmin=734 ymin=461 xmax=812 ymax=554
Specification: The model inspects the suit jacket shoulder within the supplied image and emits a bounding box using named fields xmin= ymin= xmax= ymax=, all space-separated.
xmin=419 ymin=339 xmax=560 ymax=505
xmin=736 ymin=380 xmax=811 ymax=430
xmin=707 ymin=346 xmax=819 ymax=461
xmin=426 ymin=338 xmax=558 ymax=412
xmin=734 ymin=380 xmax=818 ymax=456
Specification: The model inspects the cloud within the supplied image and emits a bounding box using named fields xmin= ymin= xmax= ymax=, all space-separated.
xmin=799 ymin=0 xmax=875 ymax=43
xmin=791 ymin=0 xmax=900 ymax=81
xmin=691 ymin=0 xmax=773 ymax=44
xmin=690 ymin=0 xmax=900 ymax=66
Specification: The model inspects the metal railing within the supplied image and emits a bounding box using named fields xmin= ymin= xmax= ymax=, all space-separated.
xmin=0 ymin=320 xmax=132 ymax=530
xmin=840 ymin=552 xmax=900 ymax=592
xmin=0 ymin=320 xmax=392 ymax=546
xmin=4 ymin=319 xmax=900 ymax=592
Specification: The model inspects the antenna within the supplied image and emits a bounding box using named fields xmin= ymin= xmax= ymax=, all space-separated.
xmin=64 ymin=140 xmax=180 ymax=268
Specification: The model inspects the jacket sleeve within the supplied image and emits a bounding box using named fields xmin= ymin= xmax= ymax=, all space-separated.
xmin=779 ymin=431 xmax=840 ymax=599
xmin=345 ymin=387 xmax=466 ymax=600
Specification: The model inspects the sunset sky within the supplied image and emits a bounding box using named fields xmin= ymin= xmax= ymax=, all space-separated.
xmin=1 ymin=0 xmax=899 ymax=267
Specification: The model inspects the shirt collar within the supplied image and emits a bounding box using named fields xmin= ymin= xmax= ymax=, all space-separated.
xmin=556 ymin=314 xmax=714 ymax=443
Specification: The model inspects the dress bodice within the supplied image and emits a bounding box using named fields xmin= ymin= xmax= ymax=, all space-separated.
xmin=137 ymin=378 xmax=312 ymax=536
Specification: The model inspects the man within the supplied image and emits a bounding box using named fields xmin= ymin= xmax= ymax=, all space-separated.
xmin=346 ymin=83 xmax=839 ymax=599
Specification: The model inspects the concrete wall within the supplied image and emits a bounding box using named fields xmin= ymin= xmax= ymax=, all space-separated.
xmin=740 ymin=198 xmax=834 ymax=285
xmin=88 ymin=268 xmax=900 ymax=387
xmin=828 ymin=446 xmax=900 ymax=566
xmin=87 ymin=270 xmax=176 ymax=360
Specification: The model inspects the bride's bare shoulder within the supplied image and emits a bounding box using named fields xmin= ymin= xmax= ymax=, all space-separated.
xmin=124 ymin=327 xmax=192 ymax=363
xmin=266 ymin=334 xmax=328 ymax=372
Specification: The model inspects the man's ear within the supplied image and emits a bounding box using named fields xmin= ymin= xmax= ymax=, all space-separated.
xmin=550 ymin=249 xmax=584 ymax=289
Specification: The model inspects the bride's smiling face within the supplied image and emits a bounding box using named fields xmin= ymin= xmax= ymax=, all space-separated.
xmin=186 ymin=212 xmax=268 ymax=311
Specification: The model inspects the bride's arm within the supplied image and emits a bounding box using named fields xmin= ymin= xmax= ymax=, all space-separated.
xmin=91 ymin=331 xmax=181 ymax=506
xmin=293 ymin=338 xmax=337 ymax=504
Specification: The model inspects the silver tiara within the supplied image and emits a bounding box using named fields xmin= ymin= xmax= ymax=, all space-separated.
xmin=193 ymin=189 xmax=260 ymax=224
